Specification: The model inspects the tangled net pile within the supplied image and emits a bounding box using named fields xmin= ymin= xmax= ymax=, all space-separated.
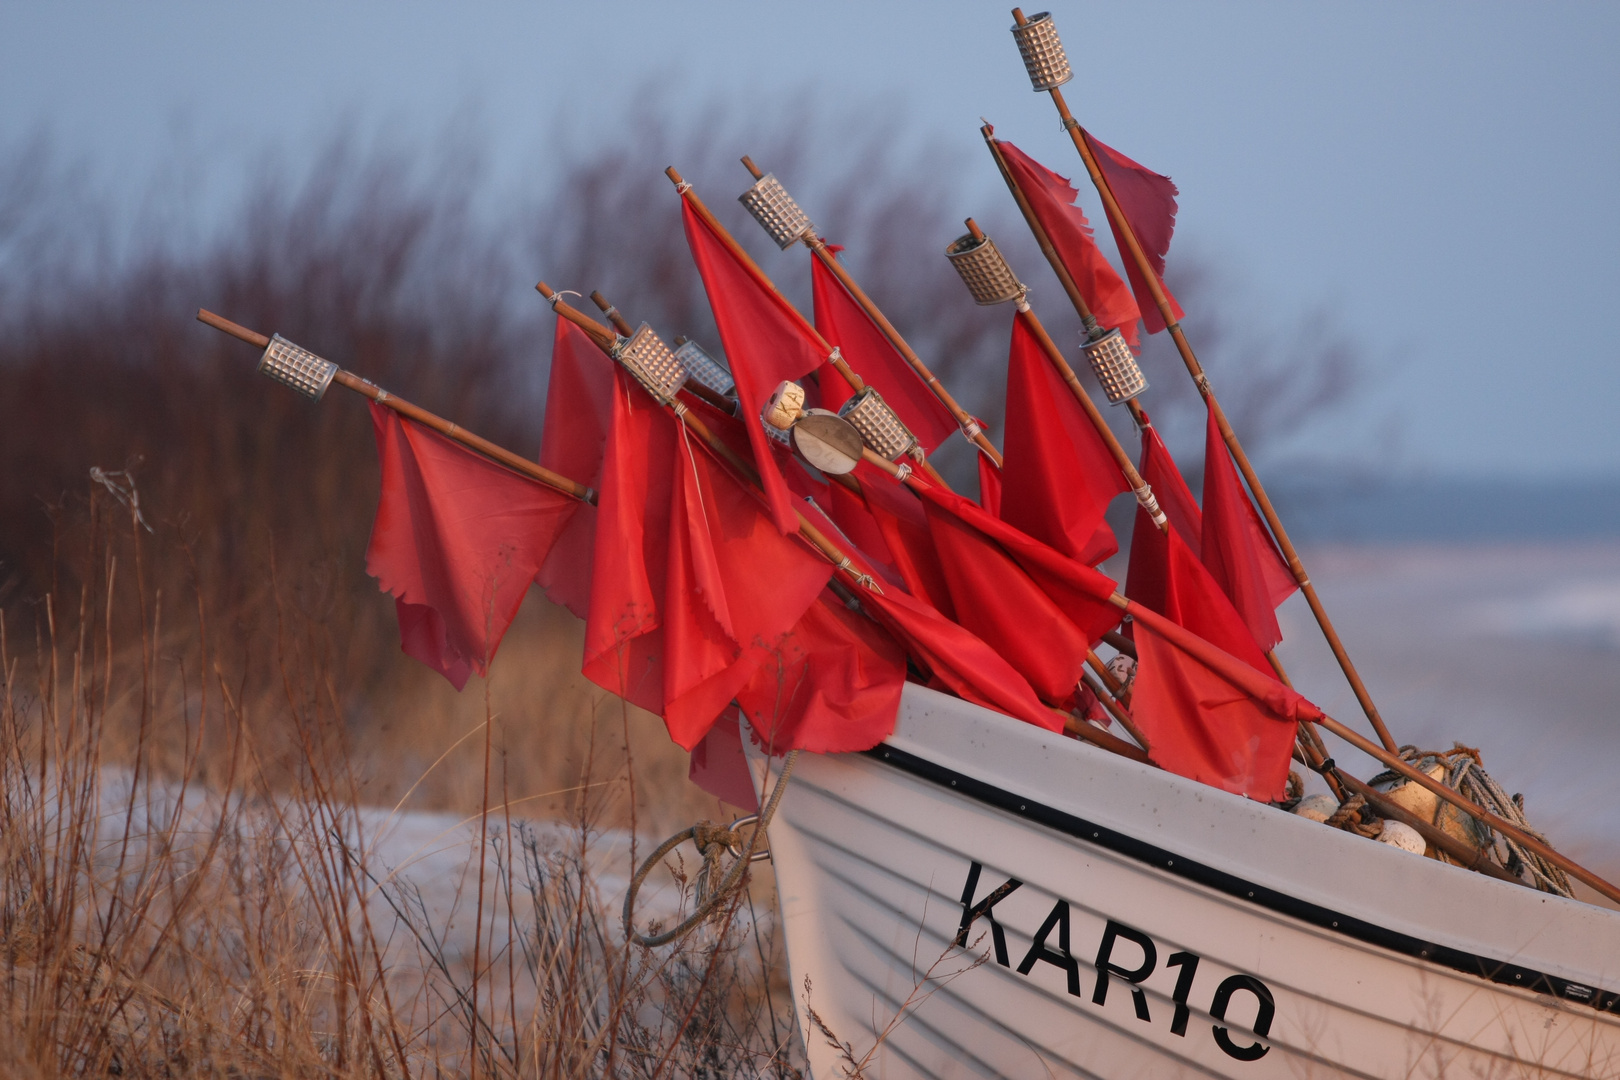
xmin=1369 ymin=745 xmax=1573 ymax=897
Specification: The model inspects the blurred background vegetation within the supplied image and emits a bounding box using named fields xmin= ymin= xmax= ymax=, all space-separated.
xmin=0 ymin=99 xmax=1369 ymax=824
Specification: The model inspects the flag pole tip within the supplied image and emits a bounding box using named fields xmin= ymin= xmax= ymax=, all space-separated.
xmin=665 ymin=166 xmax=684 ymax=186
xmin=535 ymin=281 xmax=555 ymax=298
xmin=1011 ymin=8 xmax=1028 ymax=26
xmin=964 ymin=218 xmax=985 ymax=241
xmin=740 ymin=155 xmax=764 ymax=180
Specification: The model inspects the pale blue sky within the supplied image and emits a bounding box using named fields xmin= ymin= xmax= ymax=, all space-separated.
xmin=3 ymin=1 xmax=1617 ymax=477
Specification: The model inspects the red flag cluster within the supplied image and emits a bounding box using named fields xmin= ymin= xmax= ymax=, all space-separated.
xmin=358 ymin=164 xmax=1322 ymax=810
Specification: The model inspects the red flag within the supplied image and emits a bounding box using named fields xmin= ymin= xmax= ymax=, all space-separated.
xmin=1083 ymin=129 xmax=1185 ymax=335
xmin=999 ymin=316 xmax=1129 ymax=565
xmin=811 ymin=255 xmax=958 ymax=452
xmin=582 ymin=369 xmax=675 ymax=714
xmin=1128 ymin=601 xmax=1318 ymax=801
xmin=1125 ymin=424 xmax=1203 ymax=613
xmin=977 ymin=453 xmax=1002 ymax=517
xmin=536 ymin=319 xmax=615 ymax=619
xmin=920 ymin=494 xmax=1093 ymax=704
xmin=997 ymin=139 xmax=1141 ymax=348
xmin=823 ymin=477 xmax=900 ymax=582
xmin=1200 ymin=409 xmax=1298 ymax=652
xmin=366 ymin=404 xmax=579 ymax=690
xmin=683 ymin=199 xmax=826 ymax=535
xmin=1129 ymin=514 xmax=1272 ymax=676
xmin=908 ymin=480 xmax=1122 ymax=648
xmin=659 ymin=422 xmax=832 ymax=749
xmin=688 ymin=712 xmax=759 ymax=811
xmin=850 ymin=461 xmax=956 ymax=617
xmin=736 ymin=590 xmax=906 ymax=754
xmin=838 ymin=547 xmax=1063 ymax=734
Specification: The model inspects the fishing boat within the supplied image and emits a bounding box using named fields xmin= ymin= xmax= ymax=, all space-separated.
xmin=746 ymin=685 xmax=1620 ymax=1079
xmin=194 ymin=7 xmax=1620 ymax=1078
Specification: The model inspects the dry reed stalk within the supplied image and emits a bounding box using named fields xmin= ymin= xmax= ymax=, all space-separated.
xmin=0 ymin=484 xmax=803 ymax=1078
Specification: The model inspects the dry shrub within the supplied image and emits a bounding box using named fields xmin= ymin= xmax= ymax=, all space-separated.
xmin=0 ymin=492 xmax=799 ymax=1078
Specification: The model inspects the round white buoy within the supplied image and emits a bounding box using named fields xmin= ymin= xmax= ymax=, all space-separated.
xmin=1294 ymin=794 xmax=1337 ymax=822
xmin=1380 ymin=820 xmax=1427 ymax=855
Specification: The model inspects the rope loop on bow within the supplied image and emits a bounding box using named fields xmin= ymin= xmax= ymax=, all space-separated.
xmin=624 ymin=749 xmax=800 ymax=947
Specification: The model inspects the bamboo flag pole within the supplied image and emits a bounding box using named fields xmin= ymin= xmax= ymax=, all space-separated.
xmin=195 ymin=309 xmax=597 ymax=505
xmin=663 ymin=167 xmax=956 ymax=488
xmin=1009 ymin=8 xmax=1399 ymax=755
xmin=737 ymin=156 xmax=1004 ymax=468
xmin=973 ymin=142 xmax=1338 ymax=781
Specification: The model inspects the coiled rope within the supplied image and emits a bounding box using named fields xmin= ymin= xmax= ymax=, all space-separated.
xmin=1369 ymin=744 xmax=1572 ymax=897
xmin=623 ymin=749 xmax=800 ymax=947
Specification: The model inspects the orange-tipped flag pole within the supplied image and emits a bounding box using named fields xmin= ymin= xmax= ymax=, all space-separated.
xmin=663 ymin=167 xmax=956 ymax=487
xmin=195 ymin=308 xmax=597 ymax=505
xmin=1008 ymin=7 xmax=1399 ymax=755
xmin=736 ymin=155 xmax=1004 ymax=468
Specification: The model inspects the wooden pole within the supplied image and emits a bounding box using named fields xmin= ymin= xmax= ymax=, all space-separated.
xmin=1080 ymin=666 xmax=1151 ymax=752
xmin=664 ymin=167 xmax=953 ymax=488
xmin=1310 ymin=712 xmax=1620 ymax=904
xmin=1010 ymin=8 xmax=1399 ymax=755
xmin=195 ymin=309 xmax=597 ymax=505
xmin=739 ymin=155 xmax=1005 ymax=467
xmin=1331 ymin=771 xmax=1523 ymax=886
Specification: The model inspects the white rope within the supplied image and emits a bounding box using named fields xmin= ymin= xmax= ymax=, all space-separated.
xmin=893 ymin=463 xmax=912 ymax=482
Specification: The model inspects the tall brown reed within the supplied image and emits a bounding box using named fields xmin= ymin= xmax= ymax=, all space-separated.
xmin=0 ymin=483 xmax=800 ymax=1078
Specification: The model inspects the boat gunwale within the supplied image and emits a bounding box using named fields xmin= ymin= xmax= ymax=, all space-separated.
xmin=861 ymin=741 xmax=1620 ymax=1019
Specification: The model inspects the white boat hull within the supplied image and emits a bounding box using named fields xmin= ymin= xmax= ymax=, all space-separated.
xmin=749 ymin=684 xmax=1620 ymax=1079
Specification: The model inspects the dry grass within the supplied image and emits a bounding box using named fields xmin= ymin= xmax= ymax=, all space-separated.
xmin=0 ymin=493 xmax=800 ymax=1079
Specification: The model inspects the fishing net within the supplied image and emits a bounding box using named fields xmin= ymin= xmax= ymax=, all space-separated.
xmin=1369 ymin=744 xmax=1573 ymax=898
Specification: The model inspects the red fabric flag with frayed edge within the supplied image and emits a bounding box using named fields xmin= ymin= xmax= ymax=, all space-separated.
xmin=811 ymin=255 xmax=959 ymax=453
xmin=920 ymin=494 xmax=1094 ymax=704
xmin=536 ymin=318 xmax=615 ymax=620
xmin=1083 ymin=129 xmax=1185 ymax=335
xmin=582 ymin=369 xmax=675 ymax=715
xmin=849 ymin=461 xmax=956 ymax=617
xmin=736 ymin=589 xmax=906 ymax=755
xmin=659 ymin=420 xmax=832 ymax=750
xmin=908 ymin=479 xmax=1123 ymax=648
xmin=1200 ymin=409 xmax=1297 ymax=652
xmin=366 ymin=404 xmax=580 ymax=690
xmin=838 ymin=546 xmax=1062 ymax=734
xmin=1128 ymin=510 xmax=1272 ymax=676
xmin=1128 ymin=601 xmax=1318 ymax=801
xmin=999 ymin=316 xmax=1128 ymax=566
xmin=688 ymin=713 xmax=759 ymax=811
xmin=998 ymin=139 xmax=1141 ymax=348
xmin=683 ymin=199 xmax=826 ymax=535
